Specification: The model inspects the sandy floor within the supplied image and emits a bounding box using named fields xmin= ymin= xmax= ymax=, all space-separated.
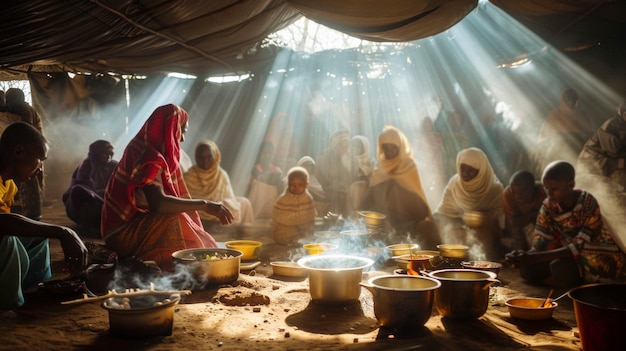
xmin=0 ymin=199 xmax=583 ymax=351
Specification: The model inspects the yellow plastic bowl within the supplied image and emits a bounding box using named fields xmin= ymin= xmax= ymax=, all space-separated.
xmin=303 ymin=243 xmax=338 ymax=255
xmin=358 ymin=211 xmax=386 ymax=226
xmin=224 ymin=240 xmax=262 ymax=260
xmin=505 ymin=297 xmax=558 ymax=320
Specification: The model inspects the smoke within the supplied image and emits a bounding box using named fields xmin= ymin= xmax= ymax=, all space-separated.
xmin=439 ymin=222 xmax=487 ymax=261
xmin=576 ymin=174 xmax=626 ymax=253
xmin=106 ymin=258 xmax=215 ymax=293
xmin=43 ymin=111 xmax=132 ymax=201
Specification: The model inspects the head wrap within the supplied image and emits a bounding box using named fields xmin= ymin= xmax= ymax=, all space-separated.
xmin=436 ymin=147 xmax=503 ymax=216
xmin=102 ymin=104 xmax=200 ymax=234
xmin=369 ymin=125 xmax=429 ymax=212
xmin=329 ymin=129 xmax=350 ymax=151
xmin=184 ymin=140 xmax=242 ymax=221
xmin=88 ymin=140 xmax=113 ymax=159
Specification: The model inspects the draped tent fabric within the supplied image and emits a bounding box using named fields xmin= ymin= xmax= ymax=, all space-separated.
xmin=2 ymin=0 xmax=624 ymax=80
xmin=288 ymin=0 xmax=477 ymax=42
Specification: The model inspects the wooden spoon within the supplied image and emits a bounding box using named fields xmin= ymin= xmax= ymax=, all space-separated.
xmin=541 ymin=289 xmax=554 ymax=308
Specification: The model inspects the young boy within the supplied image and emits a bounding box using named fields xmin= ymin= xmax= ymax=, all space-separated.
xmin=502 ymin=170 xmax=546 ymax=251
xmin=270 ymin=166 xmax=317 ymax=245
xmin=506 ymin=161 xmax=625 ymax=288
xmin=1 ymin=122 xmax=87 ymax=310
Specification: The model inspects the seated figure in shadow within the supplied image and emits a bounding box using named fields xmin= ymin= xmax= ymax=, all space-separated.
xmin=63 ymin=140 xmax=117 ymax=236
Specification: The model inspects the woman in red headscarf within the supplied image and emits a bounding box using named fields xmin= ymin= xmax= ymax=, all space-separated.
xmin=101 ymin=104 xmax=233 ymax=271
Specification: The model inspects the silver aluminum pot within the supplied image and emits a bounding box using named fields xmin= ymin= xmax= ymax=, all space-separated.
xmin=426 ymin=269 xmax=499 ymax=319
xmin=172 ymin=248 xmax=242 ymax=288
xmin=102 ymin=293 xmax=181 ymax=337
xmin=360 ymin=275 xmax=440 ymax=329
xmin=298 ymin=255 xmax=374 ymax=304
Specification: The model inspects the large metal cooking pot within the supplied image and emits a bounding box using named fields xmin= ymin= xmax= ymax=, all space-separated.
xmin=171 ymin=248 xmax=242 ymax=288
xmin=102 ymin=293 xmax=181 ymax=337
xmin=426 ymin=269 xmax=499 ymax=319
xmin=297 ymin=254 xmax=374 ymax=304
xmin=568 ymin=283 xmax=626 ymax=351
xmin=360 ymin=275 xmax=440 ymax=329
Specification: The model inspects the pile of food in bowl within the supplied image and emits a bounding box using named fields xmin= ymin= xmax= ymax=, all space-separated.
xmin=172 ymin=248 xmax=243 ymax=287
xmin=393 ymin=250 xmax=439 ymax=271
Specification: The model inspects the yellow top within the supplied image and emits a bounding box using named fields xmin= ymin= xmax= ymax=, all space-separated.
xmin=0 ymin=175 xmax=18 ymax=214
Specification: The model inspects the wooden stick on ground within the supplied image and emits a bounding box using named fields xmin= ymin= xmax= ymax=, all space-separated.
xmin=61 ymin=283 xmax=192 ymax=305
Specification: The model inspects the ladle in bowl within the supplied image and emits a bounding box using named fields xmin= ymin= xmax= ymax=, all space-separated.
xmin=542 ymin=290 xmax=569 ymax=307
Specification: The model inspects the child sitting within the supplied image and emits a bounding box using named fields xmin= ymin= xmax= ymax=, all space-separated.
xmin=270 ymin=166 xmax=317 ymax=245
xmin=506 ymin=161 xmax=626 ymax=288
xmin=502 ymin=171 xmax=546 ymax=251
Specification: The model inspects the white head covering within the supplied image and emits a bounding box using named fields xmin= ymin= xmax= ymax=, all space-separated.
xmin=352 ymin=135 xmax=373 ymax=177
xmin=436 ymin=147 xmax=503 ymax=217
xmin=369 ymin=125 xmax=429 ymax=213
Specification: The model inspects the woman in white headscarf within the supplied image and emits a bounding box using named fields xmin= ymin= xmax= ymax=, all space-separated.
xmin=434 ymin=147 xmax=505 ymax=259
xmin=362 ymin=125 xmax=439 ymax=249
xmin=184 ymin=140 xmax=254 ymax=224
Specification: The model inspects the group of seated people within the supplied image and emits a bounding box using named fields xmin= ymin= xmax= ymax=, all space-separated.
xmin=2 ymin=102 xmax=626 ymax=311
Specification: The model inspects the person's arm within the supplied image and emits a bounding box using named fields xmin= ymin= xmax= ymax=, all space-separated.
xmin=0 ymin=213 xmax=87 ymax=275
xmin=511 ymin=245 xmax=575 ymax=265
xmin=142 ymin=184 xmax=234 ymax=225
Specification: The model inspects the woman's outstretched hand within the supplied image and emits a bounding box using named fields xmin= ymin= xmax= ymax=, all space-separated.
xmin=204 ymin=200 xmax=235 ymax=225
xmin=59 ymin=227 xmax=88 ymax=276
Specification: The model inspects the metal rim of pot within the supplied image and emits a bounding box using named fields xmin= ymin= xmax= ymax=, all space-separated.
xmin=297 ymin=254 xmax=374 ymax=271
xmin=362 ymin=274 xmax=441 ymax=291
xmin=427 ymin=268 xmax=499 ymax=283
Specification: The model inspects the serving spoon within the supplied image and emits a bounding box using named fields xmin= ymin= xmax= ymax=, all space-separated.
xmin=541 ymin=290 xmax=569 ymax=307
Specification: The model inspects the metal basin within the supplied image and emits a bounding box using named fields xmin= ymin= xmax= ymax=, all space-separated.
xmin=102 ymin=293 xmax=181 ymax=337
xmin=171 ymin=248 xmax=242 ymax=288
xmin=298 ymin=255 xmax=373 ymax=304
xmin=427 ymin=269 xmax=499 ymax=319
xmin=361 ymin=275 xmax=440 ymax=329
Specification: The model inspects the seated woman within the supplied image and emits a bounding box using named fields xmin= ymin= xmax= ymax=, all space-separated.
xmin=361 ymin=125 xmax=438 ymax=249
xmin=247 ymin=141 xmax=283 ymax=219
xmin=62 ymin=140 xmax=117 ymax=235
xmin=101 ymin=104 xmax=234 ymax=271
xmin=506 ymin=161 xmax=625 ymax=288
xmin=434 ymin=147 xmax=505 ymax=260
xmin=184 ymin=140 xmax=254 ymax=225
xmin=1 ymin=122 xmax=87 ymax=310
xmin=271 ymin=167 xmax=317 ymax=245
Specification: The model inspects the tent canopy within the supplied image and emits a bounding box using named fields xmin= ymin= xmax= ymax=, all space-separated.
xmin=2 ymin=0 xmax=625 ymax=79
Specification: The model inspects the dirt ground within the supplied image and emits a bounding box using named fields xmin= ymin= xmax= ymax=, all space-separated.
xmin=0 ymin=199 xmax=584 ymax=351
